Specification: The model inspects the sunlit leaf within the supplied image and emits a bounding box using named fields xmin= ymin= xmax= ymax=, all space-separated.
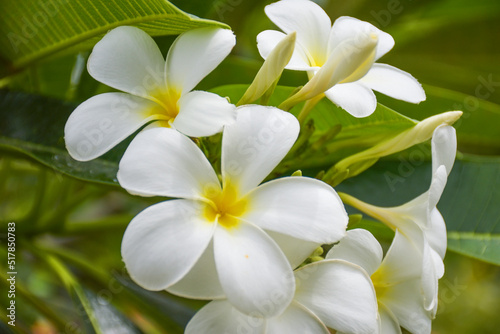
xmin=0 ymin=0 xmax=228 ymax=77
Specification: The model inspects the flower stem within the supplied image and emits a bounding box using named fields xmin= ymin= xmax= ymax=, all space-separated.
xmin=296 ymin=94 xmax=324 ymax=126
xmin=338 ymin=192 xmax=389 ymax=225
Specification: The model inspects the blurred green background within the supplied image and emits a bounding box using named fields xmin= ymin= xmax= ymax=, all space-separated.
xmin=1 ymin=0 xmax=499 ymax=333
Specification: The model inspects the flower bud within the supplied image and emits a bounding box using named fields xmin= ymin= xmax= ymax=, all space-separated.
xmin=238 ymin=32 xmax=296 ymax=106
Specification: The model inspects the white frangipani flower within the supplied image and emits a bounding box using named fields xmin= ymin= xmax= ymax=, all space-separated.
xmin=339 ymin=125 xmax=457 ymax=315
xmin=327 ymin=229 xmax=432 ymax=334
xmin=65 ymin=26 xmax=236 ymax=161
xmin=185 ymin=259 xmax=378 ymax=334
xmin=257 ymin=0 xmax=425 ymax=117
xmin=118 ymin=105 xmax=348 ymax=317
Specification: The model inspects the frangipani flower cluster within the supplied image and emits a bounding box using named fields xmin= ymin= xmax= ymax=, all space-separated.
xmin=62 ymin=0 xmax=461 ymax=333
xmin=257 ymin=0 xmax=426 ymax=117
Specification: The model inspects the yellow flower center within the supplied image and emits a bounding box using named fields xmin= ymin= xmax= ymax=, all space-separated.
xmin=203 ymin=182 xmax=248 ymax=229
xmin=370 ymin=269 xmax=391 ymax=300
xmin=144 ymin=88 xmax=182 ymax=127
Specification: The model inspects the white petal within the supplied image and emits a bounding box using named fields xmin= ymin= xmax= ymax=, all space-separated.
xmin=328 ymin=16 xmax=394 ymax=61
xmin=287 ymin=32 xmax=378 ymax=106
xmin=185 ymin=300 xmax=265 ymax=334
xmin=213 ymin=220 xmax=294 ymax=317
xmin=166 ymin=27 xmax=235 ymax=94
xmin=65 ymin=93 xmax=160 ymax=161
xmin=221 ymin=105 xmax=299 ymax=197
xmin=266 ymin=301 xmax=330 ymax=334
xmin=294 ymin=260 xmax=379 ymax=334
xmin=88 ymin=26 xmax=165 ymax=99
xmin=359 ymin=64 xmax=426 ymax=103
xmin=167 ymin=241 xmax=225 ymax=300
xmin=172 ymin=90 xmax=236 ymax=137
xmin=378 ymin=305 xmax=402 ymax=334
xmin=376 ymin=229 xmax=422 ymax=285
xmin=265 ymin=0 xmax=331 ymax=65
xmin=121 ymin=200 xmax=215 ymax=290
xmin=431 ymin=125 xmax=457 ymax=176
xmin=381 ymin=280 xmax=432 ymax=334
xmin=421 ymin=240 xmax=440 ymax=313
xmin=266 ymin=230 xmax=320 ymax=269
xmin=117 ymin=127 xmax=220 ymax=199
xmin=324 ymin=82 xmax=377 ymax=118
xmin=326 ymin=229 xmax=383 ymax=276
xmin=428 ymin=165 xmax=448 ymax=213
xmin=242 ymin=177 xmax=347 ymax=244
xmin=256 ymin=30 xmax=315 ymax=71
xmin=426 ymin=208 xmax=447 ymax=259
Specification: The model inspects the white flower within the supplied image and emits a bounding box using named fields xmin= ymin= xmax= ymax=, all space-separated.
xmin=118 ymin=105 xmax=348 ymax=317
xmin=339 ymin=125 xmax=457 ymax=315
xmin=185 ymin=259 xmax=378 ymax=334
xmin=327 ymin=229 xmax=432 ymax=334
xmin=257 ymin=0 xmax=425 ymax=117
xmin=65 ymin=26 xmax=236 ymax=161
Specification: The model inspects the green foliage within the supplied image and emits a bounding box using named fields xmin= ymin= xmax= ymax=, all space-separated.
xmin=0 ymin=0 xmax=227 ymax=77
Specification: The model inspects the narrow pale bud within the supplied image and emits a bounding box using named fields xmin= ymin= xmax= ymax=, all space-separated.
xmin=332 ymin=110 xmax=463 ymax=181
xmin=279 ymin=32 xmax=378 ymax=110
xmin=237 ymin=32 xmax=296 ymax=106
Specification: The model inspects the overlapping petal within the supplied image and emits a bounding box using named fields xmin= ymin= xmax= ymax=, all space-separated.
xmin=294 ymin=260 xmax=379 ymax=334
xmin=326 ymin=229 xmax=383 ymax=276
xmin=266 ymin=231 xmax=321 ymax=270
xmin=376 ymin=229 xmax=423 ymax=284
xmin=242 ymin=177 xmax=347 ymax=244
xmin=64 ymin=93 xmax=161 ymax=161
xmin=88 ymin=26 xmax=165 ymax=99
xmin=213 ymin=220 xmax=295 ymax=317
xmin=359 ymin=64 xmax=426 ymax=103
xmin=165 ymin=27 xmax=236 ymax=94
xmin=173 ymin=90 xmax=236 ymax=137
xmin=378 ymin=304 xmax=403 ymax=334
xmin=380 ymin=280 xmax=431 ymax=334
xmin=221 ymin=106 xmax=299 ymax=197
xmin=121 ymin=200 xmax=215 ymax=291
xmin=266 ymin=301 xmax=330 ymax=334
xmin=185 ymin=300 xmax=265 ymax=334
xmin=117 ymin=127 xmax=220 ymax=199
xmin=264 ymin=0 xmax=331 ymax=65
xmin=256 ymin=30 xmax=314 ymax=71
xmin=324 ymin=82 xmax=377 ymax=118
xmin=431 ymin=125 xmax=457 ymax=176
xmin=167 ymin=241 xmax=225 ymax=300
xmin=328 ymin=16 xmax=394 ymax=61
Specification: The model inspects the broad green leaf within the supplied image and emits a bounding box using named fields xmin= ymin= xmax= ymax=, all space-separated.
xmin=45 ymin=255 xmax=143 ymax=334
xmin=0 ymin=89 xmax=121 ymax=186
xmin=212 ymin=84 xmax=417 ymax=168
xmin=337 ymin=155 xmax=500 ymax=266
xmin=377 ymin=84 xmax=500 ymax=155
xmin=0 ymin=0 xmax=228 ymax=76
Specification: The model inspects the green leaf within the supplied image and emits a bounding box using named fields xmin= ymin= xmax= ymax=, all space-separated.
xmin=0 ymin=89 xmax=121 ymax=186
xmin=212 ymin=84 xmax=417 ymax=168
xmin=0 ymin=0 xmax=228 ymax=76
xmin=337 ymin=155 xmax=500 ymax=266
xmin=45 ymin=255 xmax=142 ymax=334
